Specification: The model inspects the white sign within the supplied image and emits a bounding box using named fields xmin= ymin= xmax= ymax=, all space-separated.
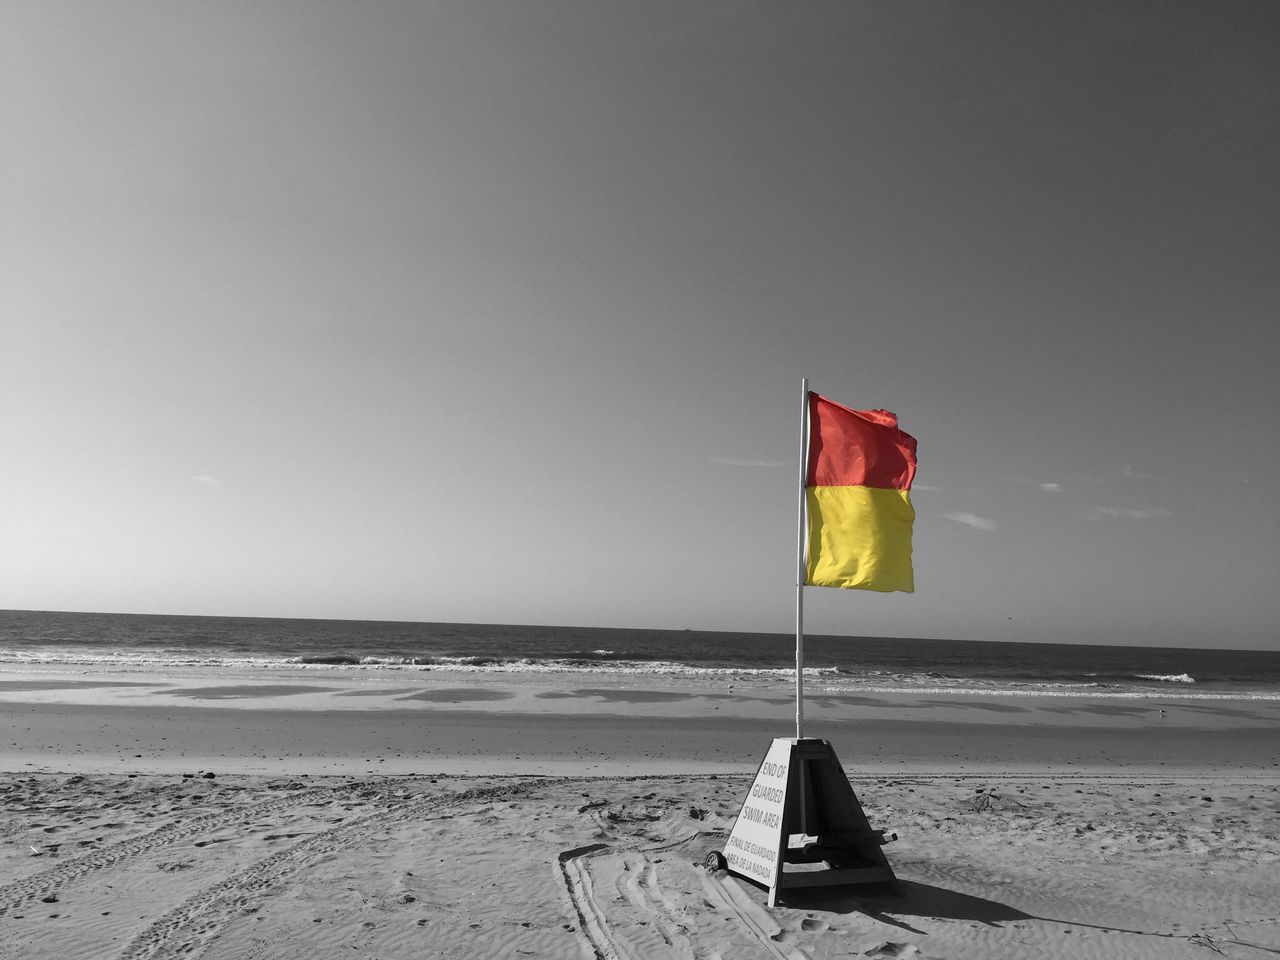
xmin=724 ymin=738 xmax=793 ymax=887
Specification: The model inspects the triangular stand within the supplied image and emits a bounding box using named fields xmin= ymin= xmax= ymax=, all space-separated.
xmin=714 ymin=738 xmax=899 ymax=907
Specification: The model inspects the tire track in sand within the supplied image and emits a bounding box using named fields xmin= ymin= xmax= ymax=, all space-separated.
xmin=558 ymin=843 xmax=626 ymax=960
xmin=0 ymin=786 xmax=335 ymax=916
xmin=559 ymin=831 xmax=809 ymax=960
xmin=699 ymin=868 xmax=812 ymax=960
xmin=116 ymin=779 xmax=571 ymax=960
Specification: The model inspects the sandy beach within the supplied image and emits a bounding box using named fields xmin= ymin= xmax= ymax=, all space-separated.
xmin=3 ymin=666 xmax=1278 ymax=959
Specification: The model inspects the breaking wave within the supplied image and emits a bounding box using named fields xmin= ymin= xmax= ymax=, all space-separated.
xmin=4 ymin=650 xmax=1278 ymax=700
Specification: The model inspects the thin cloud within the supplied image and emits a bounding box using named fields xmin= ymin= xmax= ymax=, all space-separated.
xmin=709 ymin=457 xmax=789 ymax=468
xmin=1012 ymin=476 xmax=1063 ymax=493
xmin=912 ymin=483 xmax=942 ymax=492
xmin=1086 ymin=506 xmax=1171 ymax=521
xmin=191 ymin=475 xmax=219 ymax=486
xmin=941 ymin=511 xmax=996 ymax=532
xmin=1121 ymin=465 xmax=1156 ymax=480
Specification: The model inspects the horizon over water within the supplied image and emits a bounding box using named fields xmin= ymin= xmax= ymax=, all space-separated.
xmin=3 ymin=609 xmax=1280 ymax=701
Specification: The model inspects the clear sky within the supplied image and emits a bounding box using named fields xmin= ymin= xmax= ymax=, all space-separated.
xmin=4 ymin=2 xmax=1277 ymax=649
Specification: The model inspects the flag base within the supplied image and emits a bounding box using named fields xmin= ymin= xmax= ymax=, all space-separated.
xmin=715 ymin=737 xmax=900 ymax=907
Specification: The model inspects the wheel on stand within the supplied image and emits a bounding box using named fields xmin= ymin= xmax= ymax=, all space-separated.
xmin=704 ymin=850 xmax=727 ymax=872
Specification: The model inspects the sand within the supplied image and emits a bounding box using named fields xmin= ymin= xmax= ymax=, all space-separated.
xmin=2 ymin=665 xmax=1279 ymax=959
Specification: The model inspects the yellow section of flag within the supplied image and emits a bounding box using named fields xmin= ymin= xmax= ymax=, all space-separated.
xmin=805 ymin=486 xmax=915 ymax=593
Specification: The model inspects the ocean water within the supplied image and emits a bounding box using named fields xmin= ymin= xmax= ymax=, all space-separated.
xmin=2 ymin=609 xmax=1279 ymax=700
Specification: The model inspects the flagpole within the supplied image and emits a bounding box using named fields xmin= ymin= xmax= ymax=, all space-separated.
xmin=795 ymin=378 xmax=810 ymax=740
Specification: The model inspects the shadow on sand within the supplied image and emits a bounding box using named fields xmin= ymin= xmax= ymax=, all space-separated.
xmin=799 ymin=880 xmax=1030 ymax=935
xmin=790 ymin=881 xmax=1280 ymax=954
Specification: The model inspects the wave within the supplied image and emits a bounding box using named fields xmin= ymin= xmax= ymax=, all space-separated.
xmin=813 ymin=684 xmax=1280 ymax=701
xmin=4 ymin=648 xmax=1279 ymax=701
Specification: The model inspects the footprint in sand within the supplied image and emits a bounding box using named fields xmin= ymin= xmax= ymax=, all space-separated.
xmin=864 ymin=943 xmax=919 ymax=958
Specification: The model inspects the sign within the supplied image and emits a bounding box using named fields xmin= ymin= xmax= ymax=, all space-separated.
xmin=719 ymin=737 xmax=900 ymax=906
xmin=724 ymin=738 xmax=792 ymax=887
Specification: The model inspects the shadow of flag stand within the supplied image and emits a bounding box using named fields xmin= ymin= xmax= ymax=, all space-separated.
xmin=710 ymin=380 xmax=916 ymax=907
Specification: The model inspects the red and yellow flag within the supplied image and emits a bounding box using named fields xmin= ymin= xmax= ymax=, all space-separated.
xmin=805 ymin=393 xmax=917 ymax=592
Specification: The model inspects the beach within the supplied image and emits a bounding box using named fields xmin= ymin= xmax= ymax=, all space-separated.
xmin=2 ymin=665 xmax=1279 ymax=959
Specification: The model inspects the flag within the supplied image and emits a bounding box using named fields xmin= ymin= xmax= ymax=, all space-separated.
xmin=805 ymin=393 xmax=917 ymax=592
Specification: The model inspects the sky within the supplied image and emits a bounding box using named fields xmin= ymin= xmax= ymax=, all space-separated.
xmin=3 ymin=1 xmax=1278 ymax=650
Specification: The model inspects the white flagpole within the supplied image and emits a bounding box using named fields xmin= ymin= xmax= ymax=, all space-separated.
xmin=795 ymin=378 xmax=811 ymax=740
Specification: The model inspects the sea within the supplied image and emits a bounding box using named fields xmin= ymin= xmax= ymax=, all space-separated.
xmin=3 ymin=609 xmax=1279 ymax=702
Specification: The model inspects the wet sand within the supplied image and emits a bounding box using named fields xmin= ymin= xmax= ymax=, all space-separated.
xmin=2 ymin=667 xmax=1278 ymax=776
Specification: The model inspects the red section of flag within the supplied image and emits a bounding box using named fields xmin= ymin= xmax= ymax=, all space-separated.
xmin=806 ymin=393 xmax=917 ymax=490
